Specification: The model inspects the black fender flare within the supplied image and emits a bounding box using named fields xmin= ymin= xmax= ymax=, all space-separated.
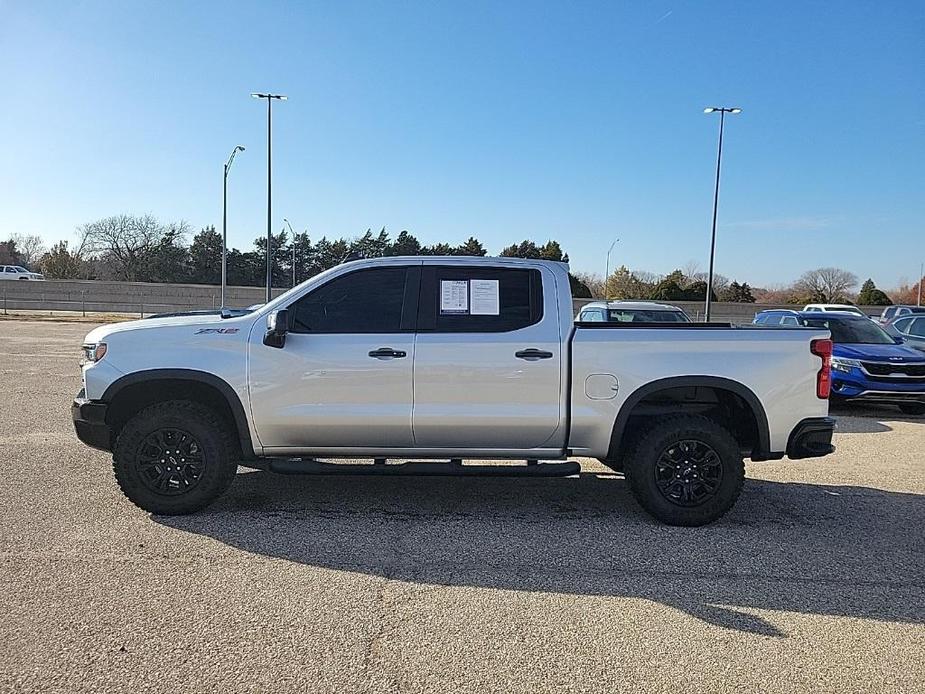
xmin=606 ymin=375 xmax=772 ymax=460
xmin=101 ymin=368 xmax=255 ymax=457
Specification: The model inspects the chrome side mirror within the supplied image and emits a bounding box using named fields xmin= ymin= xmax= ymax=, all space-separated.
xmin=264 ymin=309 xmax=289 ymax=348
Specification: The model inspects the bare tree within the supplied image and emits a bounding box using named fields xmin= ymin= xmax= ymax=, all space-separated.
xmin=78 ymin=214 xmax=187 ymax=281
xmin=10 ymin=234 xmax=46 ymax=268
xmin=794 ymin=267 xmax=859 ymax=303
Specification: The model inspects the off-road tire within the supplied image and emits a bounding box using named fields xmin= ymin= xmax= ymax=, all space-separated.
xmin=899 ymin=403 xmax=925 ymax=416
xmin=624 ymin=414 xmax=744 ymax=526
xmin=113 ymin=400 xmax=238 ymax=515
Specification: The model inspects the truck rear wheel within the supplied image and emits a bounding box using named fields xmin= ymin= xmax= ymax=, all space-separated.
xmin=112 ymin=400 xmax=238 ymax=515
xmin=624 ymin=414 xmax=744 ymax=526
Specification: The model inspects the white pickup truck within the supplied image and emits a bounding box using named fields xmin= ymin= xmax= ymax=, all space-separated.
xmin=73 ymin=257 xmax=835 ymax=525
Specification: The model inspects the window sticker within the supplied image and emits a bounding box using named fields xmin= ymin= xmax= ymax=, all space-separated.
xmin=470 ymin=279 xmax=500 ymax=315
xmin=440 ymin=280 xmax=469 ymax=314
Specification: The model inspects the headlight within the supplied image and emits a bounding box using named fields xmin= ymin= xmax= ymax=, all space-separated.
xmin=82 ymin=343 xmax=108 ymax=363
xmin=831 ymin=357 xmax=860 ymax=373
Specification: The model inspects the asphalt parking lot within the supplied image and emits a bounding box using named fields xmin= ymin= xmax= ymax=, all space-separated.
xmin=1 ymin=319 xmax=923 ymax=694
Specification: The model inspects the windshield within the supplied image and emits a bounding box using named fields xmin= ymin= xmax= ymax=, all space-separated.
xmin=608 ymin=309 xmax=690 ymax=323
xmin=801 ymin=317 xmax=895 ymax=344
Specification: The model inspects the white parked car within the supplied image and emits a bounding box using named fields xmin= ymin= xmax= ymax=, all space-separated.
xmin=0 ymin=265 xmax=44 ymax=280
xmin=73 ymin=257 xmax=835 ymax=526
xmin=802 ymin=303 xmax=864 ymax=315
xmin=577 ymin=300 xmax=691 ymax=323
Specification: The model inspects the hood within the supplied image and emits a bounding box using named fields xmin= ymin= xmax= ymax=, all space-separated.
xmin=82 ymin=313 xmax=228 ymax=343
xmin=834 ymin=342 xmax=925 ymax=362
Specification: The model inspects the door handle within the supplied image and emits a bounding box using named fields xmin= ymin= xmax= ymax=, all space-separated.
xmin=368 ymin=347 xmax=407 ymax=359
xmin=515 ymin=348 xmax=554 ymax=361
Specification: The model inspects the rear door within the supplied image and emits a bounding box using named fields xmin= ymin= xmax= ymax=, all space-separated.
xmin=411 ymin=264 xmax=564 ymax=450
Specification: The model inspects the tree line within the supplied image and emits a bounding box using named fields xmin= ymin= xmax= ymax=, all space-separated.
xmin=3 ymin=215 xmax=593 ymax=297
xmin=1 ymin=216 xmax=917 ymax=306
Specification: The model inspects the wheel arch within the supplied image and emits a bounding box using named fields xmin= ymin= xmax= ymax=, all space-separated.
xmin=606 ymin=376 xmax=772 ymax=461
xmin=101 ymin=369 xmax=255 ymax=458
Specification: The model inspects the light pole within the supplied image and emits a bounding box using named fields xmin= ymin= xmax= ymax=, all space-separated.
xmin=283 ymin=218 xmax=296 ymax=287
xmin=251 ymin=92 xmax=287 ymax=302
xmin=915 ymin=263 xmax=925 ymax=306
xmin=703 ymin=106 xmax=741 ymax=321
xmin=221 ymin=145 xmax=245 ymax=308
xmin=604 ymin=237 xmax=620 ymax=300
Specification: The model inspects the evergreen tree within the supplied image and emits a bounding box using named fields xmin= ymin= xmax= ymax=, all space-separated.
xmin=188 ymin=226 xmax=222 ymax=285
xmin=456 ymin=237 xmax=487 ymax=256
xmin=387 ymin=230 xmax=422 ymax=256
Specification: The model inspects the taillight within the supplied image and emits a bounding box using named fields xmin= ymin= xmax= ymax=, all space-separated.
xmin=811 ymin=338 xmax=832 ymax=399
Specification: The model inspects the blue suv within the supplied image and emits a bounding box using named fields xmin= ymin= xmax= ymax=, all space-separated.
xmin=754 ymin=310 xmax=925 ymax=415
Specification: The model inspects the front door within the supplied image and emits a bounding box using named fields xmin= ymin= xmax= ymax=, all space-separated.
xmin=411 ymin=264 xmax=564 ymax=451
xmin=248 ymin=264 xmax=420 ymax=450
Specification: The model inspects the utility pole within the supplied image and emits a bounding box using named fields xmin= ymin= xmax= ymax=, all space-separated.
xmin=703 ymin=106 xmax=741 ymax=321
xmin=251 ymin=92 xmax=287 ymax=302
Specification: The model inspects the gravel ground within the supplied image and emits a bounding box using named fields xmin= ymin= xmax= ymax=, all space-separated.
xmin=0 ymin=320 xmax=922 ymax=694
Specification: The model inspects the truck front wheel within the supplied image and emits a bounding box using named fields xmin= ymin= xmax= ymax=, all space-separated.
xmin=112 ymin=400 xmax=238 ymax=515
xmin=624 ymin=414 xmax=744 ymax=526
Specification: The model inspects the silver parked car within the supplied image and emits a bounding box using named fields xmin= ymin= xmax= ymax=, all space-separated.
xmin=885 ymin=314 xmax=925 ymax=352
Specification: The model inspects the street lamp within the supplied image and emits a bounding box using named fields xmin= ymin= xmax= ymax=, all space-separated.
xmin=221 ymin=145 xmax=245 ymax=309
xmin=283 ymin=218 xmax=296 ymax=288
xmin=604 ymin=237 xmax=620 ymax=300
xmin=703 ymin=106 xmax=741 ymax=321
xmin=252 ymin=92 xmax=287 ymax=302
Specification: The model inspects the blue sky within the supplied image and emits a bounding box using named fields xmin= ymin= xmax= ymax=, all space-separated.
xmin=1 ymin=1 xmax=923 ymax=288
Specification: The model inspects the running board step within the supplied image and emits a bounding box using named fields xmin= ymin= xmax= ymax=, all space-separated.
xmin=267 ymin=459 xmax=580 ymax=477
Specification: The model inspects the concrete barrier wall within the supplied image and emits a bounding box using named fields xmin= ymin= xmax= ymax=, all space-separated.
xmin=0 ymin=278 xmax=885 ymax=323
xmin=0 ymin=279 xmax=287 ymax=316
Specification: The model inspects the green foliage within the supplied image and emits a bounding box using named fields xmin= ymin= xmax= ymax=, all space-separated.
xmin=39 ymin=241 xmax=89 ymax=279
xmin=721 ymin=281 xmax=756 ymax=303
xmin=857 ymin=278 xmax=893 ymax=306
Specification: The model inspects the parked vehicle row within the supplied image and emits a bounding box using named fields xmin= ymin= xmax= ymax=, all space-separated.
xmin=754 ymin=310 xmax=925 ymax=415
xmin=576 ymin=300 xmax=691 ymax=323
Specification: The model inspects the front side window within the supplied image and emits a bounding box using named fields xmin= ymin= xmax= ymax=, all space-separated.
xmin=883 ymin=307 xmax=897 ymax=320
xmin=893 ymin=317 xmax=914 ymax=334
xmin=288 ymin=267 xmax=411 ymax=334
xmin=781 ymin=316 xmax=799 ymax=326
xmin=4 ymin=267 xmax=16 ymax=273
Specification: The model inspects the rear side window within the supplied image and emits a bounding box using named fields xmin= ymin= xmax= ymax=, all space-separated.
xmin=893 ymin=317 xmax=913 ymax=334
xmin=763 ymin=314 xmax=783 ymax=325
xmin=419 ymin=266 xmax=543 ymax=332
xmin=910 ymin=318 xmax=925 ymax=337
xmin=288 ymin=267 xmax=414 ymax=334
xmin=883 ymin=307 xmax=897 ymax=320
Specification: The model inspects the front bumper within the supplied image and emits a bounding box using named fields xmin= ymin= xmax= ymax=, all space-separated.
xmin=786 ymin=417 xmax=836 ymax=459
xmin=831 ymin=369 xmax=925 ymax=405
xmin=72 ymin=389 xmax=112 ymax=452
